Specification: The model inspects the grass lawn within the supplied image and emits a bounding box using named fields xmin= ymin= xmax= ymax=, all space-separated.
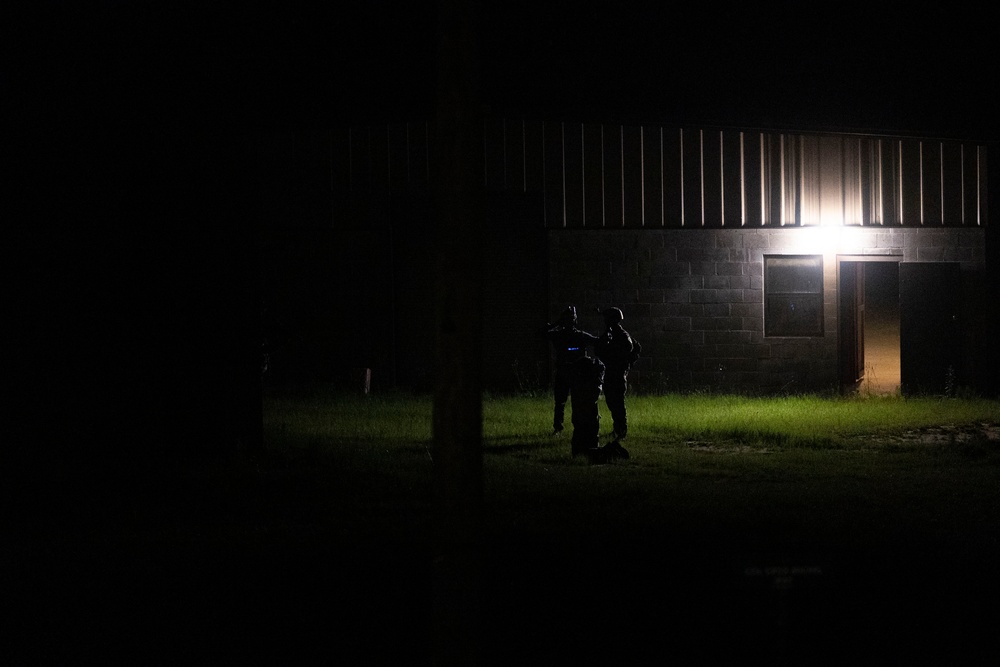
xmin=261 ymin=387 xmax=1000 ymax=551
xmin=10 ymin=387 xmax=999 ymax=665
xmin=254 ymin=386 xmax=1000 ymax=664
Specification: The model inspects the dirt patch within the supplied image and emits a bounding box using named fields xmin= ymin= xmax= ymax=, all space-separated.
xmin=881 ymin=422 xmax=1000 ymax=445
xmin=685 ymin=423 xmax=1000 ymax=451
xmin=685 ymin=441 xmax=776 ymax=454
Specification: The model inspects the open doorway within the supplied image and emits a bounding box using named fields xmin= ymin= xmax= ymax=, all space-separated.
xmin=839 ymin=258 xmax=901 ymax=395
xmin=861 ymin=262 xmax=900 ymax=395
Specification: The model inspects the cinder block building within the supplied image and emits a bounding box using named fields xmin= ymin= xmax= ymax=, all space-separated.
xmin=263 ymin=120 xmax=995 ymax=396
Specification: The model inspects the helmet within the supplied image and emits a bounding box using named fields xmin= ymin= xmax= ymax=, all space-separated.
xmin=558 ymin=306 xmax=577 ymax=326
xmin=603 ymin=307 xmax=624 ymax=325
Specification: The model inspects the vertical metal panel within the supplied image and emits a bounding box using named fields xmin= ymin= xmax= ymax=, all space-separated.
xmin=962 ymin=144 xmax=986 ymax=226
xmin=921 ymin=140 xmax=943 ymax=225
xmin=881 ymin=139 xmax=901 ymax=225
xmin=583 ymin=124 xmax=605 ymax=227
xmin=407 ymin=121 xmax=430 ymax=191
xmin=799 ymin=134 xmax=820 ymax=225
xmin=842 ymin=137 xmax=862 ymax=225
xmin=642 ymin=126 xmax=663 ymax=227
xmin=859 ymin=138 xmax=884 ymax=225
xmin=782 ymin=134 xmax=799 ymax=226
xmin=622 ymin=125 xmax=643 ymax=227
xmin=961 ymin=143 xmax=980 ymax=226
xmin=662 ymin=127 xmax=683 ymax=227
xmin=603 ymin=124 xmax=623 ymax=227
xmin=564 ymin=122 xmax=584 ymax=227
xmin=682 ymin=128 xmax=702 ymax=227
xmin=484 ymin=117 xmax=505 ymax=191
xmin=762 ymin=133 xmax=783 ymax=225
xmin=524 ymin=119 xmax=545 ymax=193
xmin=899 ymin=138 xmax=922 ymax=225
xmin=742 ymin=132 xmax=763 ymax=227
xmin=504 ymin=119 xmax=526 ymax=192
xmin=819 ymin=135 xmax=843 ymax=226
xmin=543 ymin=121 xmax=565 ymax=228
xmin=941 ymin=141 xmax=963 ymax=224
xmin=702 ymin=129 xmax=723 ymax=227
xmin=860 ymin=138 xmax=877 ymax=225
xmin=722 ymin=130 xmax=743 ymax=227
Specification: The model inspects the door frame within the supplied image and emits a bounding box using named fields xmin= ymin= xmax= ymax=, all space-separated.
xmin=836 ymin=254 xmax=902 ymax=394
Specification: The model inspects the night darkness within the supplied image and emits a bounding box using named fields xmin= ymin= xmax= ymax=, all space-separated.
xmin=7 ymin=1 xmax=999 ymax=664
xmin=13 ymin=1 xmax=995 ymax=132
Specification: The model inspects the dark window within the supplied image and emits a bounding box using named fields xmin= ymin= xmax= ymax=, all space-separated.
xmin=765 ymin=255 xmax=824 ymax=337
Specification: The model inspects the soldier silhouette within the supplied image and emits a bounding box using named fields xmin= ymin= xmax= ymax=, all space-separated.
xmin=544 ymin=306 xmax=603 ymax=456
xmin=594 ymin=307 xmax=641 ymax=462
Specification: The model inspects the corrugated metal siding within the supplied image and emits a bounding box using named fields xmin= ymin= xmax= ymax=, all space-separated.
xmin=332 ymin=120 xmax=989 ymax=229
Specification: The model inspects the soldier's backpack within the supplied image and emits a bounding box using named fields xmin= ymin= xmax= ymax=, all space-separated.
xmin=628 ymin=338 xmax=642 ymax=366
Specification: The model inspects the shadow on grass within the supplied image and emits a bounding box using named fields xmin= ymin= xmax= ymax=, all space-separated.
xmin=12 ymin=390 xmax=1000 ymax=665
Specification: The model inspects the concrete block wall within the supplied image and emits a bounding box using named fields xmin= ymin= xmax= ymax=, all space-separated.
xmin=549 ymin=227 xmax=987 ymax=394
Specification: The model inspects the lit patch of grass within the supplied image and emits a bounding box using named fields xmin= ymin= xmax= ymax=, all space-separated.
xmin=262 ymin=385 xmax=1000 ymax=548
xmin=628 ymin=392 xmax=999 ymax=449
xmin=265 ymin=386 xmax=999 ymax=459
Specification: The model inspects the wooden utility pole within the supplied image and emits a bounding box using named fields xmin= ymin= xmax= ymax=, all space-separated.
xmin=431 ymin=0 xmax=484 ymax=665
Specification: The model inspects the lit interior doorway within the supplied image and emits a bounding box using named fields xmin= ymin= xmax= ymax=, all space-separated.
xmin=860 ymin=261 xmax=901 ymax=395
xmin=839 ymin=258 xmax=901 ymax=395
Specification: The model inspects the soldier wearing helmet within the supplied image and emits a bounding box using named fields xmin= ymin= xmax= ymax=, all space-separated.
xmin=544 ymin=306 xmax=603 ymax=455
xmin=595 ymin=306 xmax=641 ymax=460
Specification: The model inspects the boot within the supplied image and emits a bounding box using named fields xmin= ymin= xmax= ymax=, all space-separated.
xmin=590 ymin=440 xmax=629 ymax=464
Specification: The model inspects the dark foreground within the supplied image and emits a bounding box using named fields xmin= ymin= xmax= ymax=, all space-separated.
xmin=8 ymin=462 xmax=1000 ymax=666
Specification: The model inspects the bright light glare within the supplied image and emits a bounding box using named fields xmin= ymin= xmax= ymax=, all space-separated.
xmin=784 ymin=226 xmax=871 ymax=255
